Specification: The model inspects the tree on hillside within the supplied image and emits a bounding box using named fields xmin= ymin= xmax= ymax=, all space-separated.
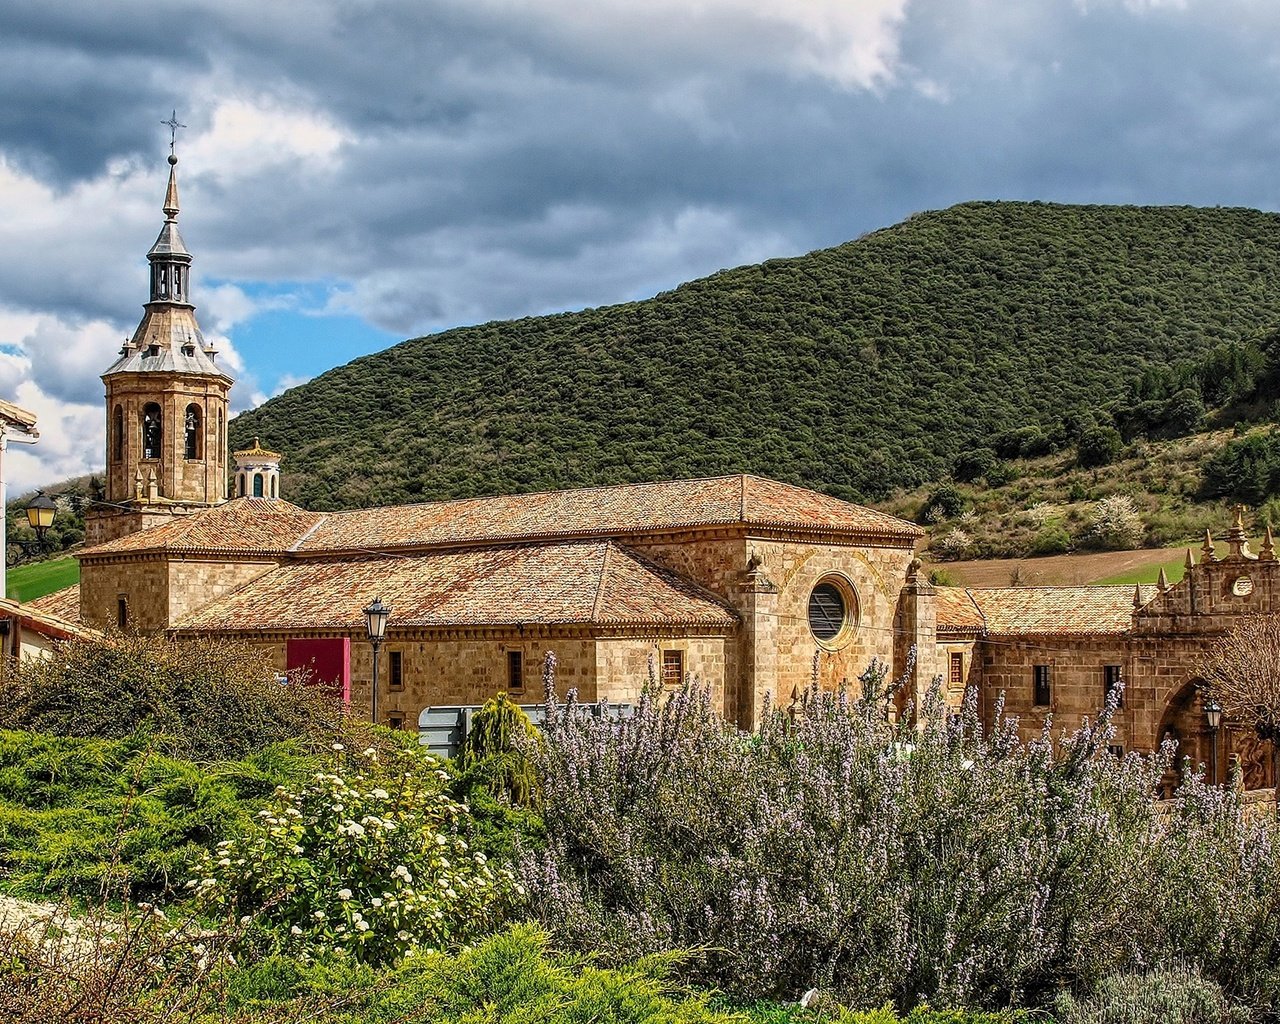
xmin=1077 ymin=426 xmax=1123 ymax=469
xmin=1198 ymin=616 xmax=1280 ymax=804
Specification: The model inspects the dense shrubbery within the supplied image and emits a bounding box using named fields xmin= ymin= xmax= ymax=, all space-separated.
xmin=193 ymin=741 xmax=519 ymax=964
xmin=0 ymin=634 xmax=340 ymax=761
xmin=521 ymin=668 xmax=1280 ymax=1014
xmin=231 ymin=202 xmax=1280 ymax=509
xmin=0 ymin=730 xmax=317 ymax=901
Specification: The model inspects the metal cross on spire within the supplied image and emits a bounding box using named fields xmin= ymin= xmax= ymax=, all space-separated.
xmin=161 ymin=110 xmax=186 ymax=156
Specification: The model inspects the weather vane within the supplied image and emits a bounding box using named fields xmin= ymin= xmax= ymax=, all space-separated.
xmin=161 ymin=110 xmax=186 ymax=156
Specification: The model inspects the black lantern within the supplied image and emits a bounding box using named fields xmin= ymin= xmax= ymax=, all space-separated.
xmin=1205 ymin=696 xmax=1222 ymax=732
xmin=25 ymin=492 xmax=57 ymax=549
xmin=1205 ymin=693 xmax=1223 ymax=786
xmin=363 ymin=598 xmax=391 ymax=725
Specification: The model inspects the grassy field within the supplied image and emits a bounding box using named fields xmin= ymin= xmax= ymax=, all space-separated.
xmin=5 ymin=557 xmax=79 ymax=602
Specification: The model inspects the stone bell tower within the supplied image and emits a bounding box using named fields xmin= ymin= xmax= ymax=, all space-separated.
xmin=85 ymin=138 xmax=233 ymax=546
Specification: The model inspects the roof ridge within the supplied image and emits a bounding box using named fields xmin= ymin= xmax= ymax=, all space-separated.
xmin=964 ymin=588 xmax=988 ymax=634
xmin=288 ymin=515 xmax=329 ymax=553
xmin=591 ymin=542 xmax=613 ymax=622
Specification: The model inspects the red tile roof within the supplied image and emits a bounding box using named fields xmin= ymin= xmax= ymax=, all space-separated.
xmin=28 ymin=584 xmax=81 ymax=624
xmin=173 ymin=540 xmax=739 ymax=633
xmin=1 ymin=596 xmax=98 ymax=641
xmin=936 ymin=585 xmax=1157 ymax=637
xmin=81 ymin=475 xmax=920 ymax=559
xmin=295 ymin=474 xmax=921 ymax=551
xmin=81 ymin=499 xmax=323 ymax=557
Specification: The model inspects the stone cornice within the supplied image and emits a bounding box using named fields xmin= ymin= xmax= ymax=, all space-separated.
xmin=169 ymin=621 xmax=737 ymax=642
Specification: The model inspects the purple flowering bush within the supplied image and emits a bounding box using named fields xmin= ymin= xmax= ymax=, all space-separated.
xmin=520 ymin=660 xmax=1280 ymax=1013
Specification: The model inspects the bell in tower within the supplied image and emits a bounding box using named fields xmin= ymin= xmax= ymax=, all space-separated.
xmin=85 ymin=123 xmax=235 ymax=547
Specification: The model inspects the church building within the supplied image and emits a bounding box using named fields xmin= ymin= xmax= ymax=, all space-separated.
xmin=28 ymin=152 xmax=1277 ymax=791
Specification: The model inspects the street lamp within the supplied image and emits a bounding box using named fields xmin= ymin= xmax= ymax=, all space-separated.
xmin=1205 ymin=694 xmax=1222 ymax=785
xmin=25 ymin=492 xmax=57 ymax=553
xmin=363 ymin=597 xmax=391 ymax=726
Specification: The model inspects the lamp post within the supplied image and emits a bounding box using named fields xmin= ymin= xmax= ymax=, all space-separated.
xmin=25 ymin=492 xmax=57 ymax=554
xmin=1205 ymin=694 xmax=1222 ymax=785
xmin=363 ymin=597 xmax=391 ymax=726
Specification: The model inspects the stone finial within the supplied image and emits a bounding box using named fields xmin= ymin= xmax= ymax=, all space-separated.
xmin=1202 ymin=529 xmax=1217 ymax=563
xmin=1133 ymin=583 xmax=1144 ymax=609
xmin=1157 ymin=567 xmax=1169 ymax=592
xmin=1227 ymin=504 xmax=1253 ymax=560
xmin=1262 ymin=524 xmax=1277 ymax=563
xmin=134 ymin=468 xmax=144 ymax=500
xmin=1184 ymin=547 xmax=1196 ymax=570
xmin=146 ymin=467 xmax=159 ymax=503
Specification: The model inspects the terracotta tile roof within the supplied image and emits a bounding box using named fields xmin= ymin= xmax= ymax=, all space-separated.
xmin=295 ymin=474 xmax=921 ymax=552
xmin=0 ymin=596 xmax=98 ymax=641
xmin=28 ymin=584 xmax=81 ymax=624
xmin=80 ymin=498 xmax=323 ymax=557
xmin=173 ymin=540 xmax=739 ymax=633
xmin=935 ymin=586 xmax=985 ymax=635
xmin=936 ymin=585 xmax=1158 ymax=637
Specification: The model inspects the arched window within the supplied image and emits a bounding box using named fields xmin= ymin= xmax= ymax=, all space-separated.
xmin=253 ymin=473 xmax=264 ymax=497
xmin=270 ymin=476 xmax=277 ymax=498
xmin=217 ymin=409 xmax=224 ymax=460
xmin=237 ymin=473 xmax=246 ymax=497
xmin=112 ymin=405 xmax=124 ymax=462
xmin=142 ymin=403 xmax=163 ymax=459
xmin=184 ymin=404 xmax=202 ymax=459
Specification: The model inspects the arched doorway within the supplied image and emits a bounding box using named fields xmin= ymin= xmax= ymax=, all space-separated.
xmin=1158 ymin=677 xmax=1276 ymax=793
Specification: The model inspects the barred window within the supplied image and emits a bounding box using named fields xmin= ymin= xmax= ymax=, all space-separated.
xmin=662 ymin=649 xmax=684 ymax=687
xmin=507 ymin=650 xmax=524 ymax=692
xmin=1033 ymin=664 xmax=1052 ymax=707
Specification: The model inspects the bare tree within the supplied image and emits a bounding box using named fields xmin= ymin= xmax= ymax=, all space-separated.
xmin=1198 ymin=615 xmax=1280 ymax=805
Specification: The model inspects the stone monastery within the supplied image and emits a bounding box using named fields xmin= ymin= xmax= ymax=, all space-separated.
xmin=22 ymin=153 xmax=1278 ymax=791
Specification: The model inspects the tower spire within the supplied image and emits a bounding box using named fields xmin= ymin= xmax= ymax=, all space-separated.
xmin=160 ymin=110 xmax=185 ymax=222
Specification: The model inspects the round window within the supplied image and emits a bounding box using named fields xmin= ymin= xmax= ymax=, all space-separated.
xmin=808 ymin=581 xmax=848 ymax=642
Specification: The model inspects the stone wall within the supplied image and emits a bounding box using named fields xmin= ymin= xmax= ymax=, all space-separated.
xmin=976 ymin=637 xmax=1132 ymax=746
xmin=79 ymin=556 xmax=169 ymax=632
xmin=165 ymin=558 xmax=276 ymax=624
xmin=595 ymin=634 xmax=732 ymax=713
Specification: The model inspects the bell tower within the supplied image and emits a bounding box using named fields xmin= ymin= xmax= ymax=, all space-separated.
xmin=86 ymin=131 xmax=234 ymax=546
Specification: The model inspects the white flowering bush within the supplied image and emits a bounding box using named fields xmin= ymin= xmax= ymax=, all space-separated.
xmin=1087 ymin=495 xmax=1144 ymax=549
xmin=190 ymin=742 xmax=520 ymax=963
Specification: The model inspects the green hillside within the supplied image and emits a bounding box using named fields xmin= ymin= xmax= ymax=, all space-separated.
xmin=223 ymin=201 xmax=1280 ymax=509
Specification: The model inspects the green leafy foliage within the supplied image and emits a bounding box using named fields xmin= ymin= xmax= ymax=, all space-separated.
xmin=460 ymin=693 xmax=541 ymax=808
xmin=0 ymin=634 xmax=341 ymax=762
xmin=0 ymin=730 xmax=317 ymax=901
xmin=1051 ymin=967 xmax=1252 ymax=1024
xmin=192 ymin=742 xmax=518 ymax=964
xmin=229 ymin=202 xmax=1280 ymax=508
xmin=1077 ymin=426 xmax=1123 ymax=468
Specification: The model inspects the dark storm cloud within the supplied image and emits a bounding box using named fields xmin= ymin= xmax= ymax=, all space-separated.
xmin=8 ymin=0 xmax=1280 ymax=344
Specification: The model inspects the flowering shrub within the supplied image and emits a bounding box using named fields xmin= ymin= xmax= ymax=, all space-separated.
xmin=1086 ymin=494 xmax=1143 ymax=549
xmin=191 ymin=742 xmax=520 ymax=963
xmin=521 ymin=667 xmax=1280 ymax=1012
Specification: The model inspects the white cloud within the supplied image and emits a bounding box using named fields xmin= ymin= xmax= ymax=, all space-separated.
xmin=183 ymin=96 xmax=349 ymax=180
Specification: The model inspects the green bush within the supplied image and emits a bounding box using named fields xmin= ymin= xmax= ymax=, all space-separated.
xmin=1051 ymin=966 xmax=1252 ymax=1024
xmin=0 ymin=634 xmax=340 ymax=761
xmin=193 ymin=741 xmax=519 ymax=964
xmin=1030 ymin=523 xmax=1072 ymax=555
xmin=0 ymin=730 xmax=317 ymax=901
xmin=1078 ymin=426 xmax=1124 ymax=469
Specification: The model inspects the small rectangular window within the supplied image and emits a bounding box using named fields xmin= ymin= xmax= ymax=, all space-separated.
xmin=1033 ymin=664 xmax=1052 ymax=707
xmin=662 ymin=649 xmax=684 ymax=687
xmin=1108 ymin=744 xmax=1125 ymax=757
xmin=389 ymin=650 xmax=403 ymax=691
xmin=507 ymin=650 xmax=524 ymax=693
xmin=1103 ymin=665 xmax=1123 ymax=708
xmin=949 ymin=652 xmax=963 ymax=687
xmin=388 ymin=711 xmax=405 ymax=730
xmin=117 ymin=597 xmax=128 ymax=631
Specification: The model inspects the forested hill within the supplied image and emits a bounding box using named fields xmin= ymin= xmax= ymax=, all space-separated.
xmin=230 ymin=201 xmax=1280 ymax=510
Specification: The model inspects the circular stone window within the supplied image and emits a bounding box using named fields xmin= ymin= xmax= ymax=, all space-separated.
xmin=808 ymin=577 xmax=858 ymax=646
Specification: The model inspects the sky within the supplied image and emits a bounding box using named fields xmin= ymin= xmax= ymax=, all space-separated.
xmin=5 ymin=0 xmax=1280 ymax=492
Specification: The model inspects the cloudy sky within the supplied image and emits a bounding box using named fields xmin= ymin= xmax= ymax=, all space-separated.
xmin=4 ymin=0 xmax=1280 ymax=491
